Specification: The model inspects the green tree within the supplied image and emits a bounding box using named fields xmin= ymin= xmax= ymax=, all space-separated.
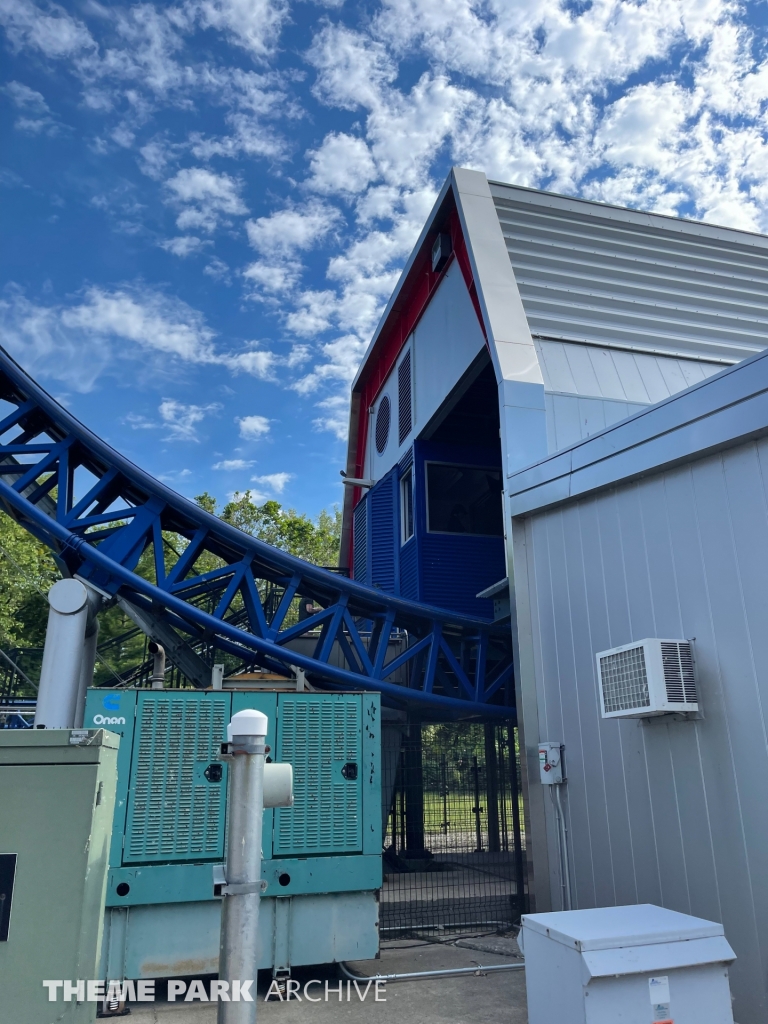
xmin=195 ymin=491 xmax=342 ymax=566
xmin=0 ymin=512 xmax=59 ymax=647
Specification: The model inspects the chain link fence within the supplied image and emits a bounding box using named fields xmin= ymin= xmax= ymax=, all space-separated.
xmin=381 ymin=720 xmax=526 ymax=935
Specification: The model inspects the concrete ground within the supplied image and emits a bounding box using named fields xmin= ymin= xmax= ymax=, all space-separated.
xmin=127 ymin=936 xmax=528 ymax=1024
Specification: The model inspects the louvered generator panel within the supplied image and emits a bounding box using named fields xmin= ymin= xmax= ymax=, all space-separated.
xmin=123 ymin=691 xmax=230 ymax=864
xmin=274 ymin=694 xmax=363 ymax=856
xmin=596 ymin=639 xmax=698 ymax=719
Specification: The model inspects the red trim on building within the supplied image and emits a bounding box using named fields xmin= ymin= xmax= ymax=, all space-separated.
xmin=346 ymin=199 xmax=488 ymax=568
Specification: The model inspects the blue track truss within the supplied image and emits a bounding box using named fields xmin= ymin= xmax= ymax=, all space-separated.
xmin=0 ymin=348 xmax=513 ymax=718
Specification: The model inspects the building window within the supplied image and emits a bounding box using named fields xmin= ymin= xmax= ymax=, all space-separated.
xmin=400 ymin=469 xmax=414 ymax=544
xmin=425 ymin=462 xmax=503 ymax=537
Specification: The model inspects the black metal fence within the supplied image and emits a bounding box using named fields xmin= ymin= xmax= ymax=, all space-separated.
xmin=381 ymin=720 xmax=526 ymax=934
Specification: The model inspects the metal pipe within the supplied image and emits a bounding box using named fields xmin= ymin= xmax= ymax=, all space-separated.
xmin=73 ymin=586 xmax=103 ymax=728
xmin=552 ymin=785 xmax=572 ymax=911
xmin=35 ymin=578 xmax=89 ymax=728
xmin=339 ymin=960 xmax=525 ymax=984
xmin=149 ymin=641 xmax=166 ymax=689
xmin=218 ymin=709 xmax=268 ymax=1024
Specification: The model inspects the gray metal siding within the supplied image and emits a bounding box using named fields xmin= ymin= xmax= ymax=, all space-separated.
xmin=493 ymin=184 xmax=768 ymax=364
xmin=518 ymin=438 xmax=768 ymax=1023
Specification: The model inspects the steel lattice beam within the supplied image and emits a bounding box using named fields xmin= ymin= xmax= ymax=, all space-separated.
xmin=0 ymin=347 xmax=514 ymax=719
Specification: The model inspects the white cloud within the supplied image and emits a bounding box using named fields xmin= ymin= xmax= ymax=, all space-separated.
xmin=0 ymin=0 xmax=96 ymax=57
xmin=191 ymin=0 xmax=289 ymax=60
xmin=204 ymin=257 xmax=231 ymax=283
xmin=165 ymin=167 xmax=248 ymax=233
xmin=3 ymin=80 xmax=48 ymax=111
xmin=159 ymin=398 xmax=221 ymax=441
xmin=0 ymin=283 xmax=281 ymax=389
xmin=159 ymin=236 xmax=211 ymax=257
xmin=307 ymin=24 xmax=396 ymax=111
xmin=251 ymin=471 xmax=291 ymax=492
xmin=245 ymin=203 xmax=340 ymax=257
xmin=237 ymin=414 xmax=271 ymax=439
xmin=306 ymin=133 xmax=377 ymax=195
xmin=312 ymin=393 xmax=349 ymax=439
xmin=61 ymin=286 xmax=218 ymax=363
xmin=213 ymin=457 xmax=254 ymax=470
xmin=242 ymin=260 xmax=301 ymax=296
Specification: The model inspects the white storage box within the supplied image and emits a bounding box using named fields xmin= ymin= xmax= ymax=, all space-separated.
xmin=521 ymin=904 xmax=735 ymax=1024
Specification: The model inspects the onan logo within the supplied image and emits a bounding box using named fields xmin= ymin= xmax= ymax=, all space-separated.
xmin=102 ymin=694 xmax=121 ymax=711
xmin=93 ymin=714 xmax=126 ymax=726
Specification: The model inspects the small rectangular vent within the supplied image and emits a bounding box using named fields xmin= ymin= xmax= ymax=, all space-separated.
xmin=274 ymin=696 xmax=362 ymax=856
xmin=599 ymin=646 xmax=650 ymax=713
xmin=661 ymin=642 xmax=698 ymax=703
xmin=398 ymin=350 xmax=412 ymax=445
xmin=353 ymin=497 xmax=368 ymax=583
xmin=124 ymin=693 xmax=229 ymax=864
xmin=596 ymin=639 xmax=698 ymax=719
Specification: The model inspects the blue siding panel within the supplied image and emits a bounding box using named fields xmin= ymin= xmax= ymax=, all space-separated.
xmin=420 ymin=534 xmax=503 ymax=618
xmin=370 ymin=470 xmax=398 ymax=594
xmin=400 ymin=539 xmax=418 ymax=600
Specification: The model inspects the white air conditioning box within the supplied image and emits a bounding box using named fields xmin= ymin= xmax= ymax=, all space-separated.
xmin=596 ymin=639 xmax=698 ymax=719
xmin=521 ymin=904 xmax=735 ymax=1024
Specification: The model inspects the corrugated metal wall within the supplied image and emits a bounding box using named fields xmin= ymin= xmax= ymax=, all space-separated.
xmin=492 ymin=182 xmax=768 ymax=365
xmin=370 ymin=470 xmax=398 ymax=593
xmin=518 ymin=437 xmax=768 ymax=1024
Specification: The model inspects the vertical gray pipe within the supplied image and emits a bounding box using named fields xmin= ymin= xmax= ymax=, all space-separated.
xmin=35 ymin=579 xmax=89 ymax=729
xmin=219 ymin=709 xmax=268 ymax=1024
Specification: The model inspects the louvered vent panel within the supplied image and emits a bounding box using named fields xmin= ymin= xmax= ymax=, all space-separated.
xmin=398 ymin=350 xmax=412 ymax=445
xmin=124 ymin=694 xmax=229 ymax=864
xmin=353 ymin=496 xmax=368 ymax=583
xmin=371 ymin=473 xmax=397 ymax=593
xmin=274 ymin=696 xmax=362 ymax=856
xmin=599 ymin=646 xmax=651 ymax=713
xmin=661 ymin=642 xmax=697 ymax=703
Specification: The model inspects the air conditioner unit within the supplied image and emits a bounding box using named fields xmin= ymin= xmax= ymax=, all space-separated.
xmin=596 ymin=639 xmax=698 ymax=719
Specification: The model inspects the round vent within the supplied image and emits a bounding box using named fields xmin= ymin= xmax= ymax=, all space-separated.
xmin=375 ymin=396 xmax=391 ymax=454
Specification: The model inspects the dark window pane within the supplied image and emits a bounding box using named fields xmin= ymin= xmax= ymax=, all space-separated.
xmin=426 ymin=463 xmax=503 ymax=536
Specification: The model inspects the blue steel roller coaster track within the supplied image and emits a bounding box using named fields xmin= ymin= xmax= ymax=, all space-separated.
xmin=0 ymin=348 xmax=514 ymax=719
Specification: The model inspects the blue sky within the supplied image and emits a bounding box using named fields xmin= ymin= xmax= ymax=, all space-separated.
xmin=1 ymin=0 xmax=768 ymax=518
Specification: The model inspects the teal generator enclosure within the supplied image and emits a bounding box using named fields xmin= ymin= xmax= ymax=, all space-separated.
xmin=83 ymin=688 xmax=382 ymax=980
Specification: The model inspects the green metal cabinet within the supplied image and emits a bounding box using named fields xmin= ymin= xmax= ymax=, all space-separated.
xmin=83 ymin=688 xmax=382 ymax=980
xmin=0 ymin=729 xmax=118 ymax=1024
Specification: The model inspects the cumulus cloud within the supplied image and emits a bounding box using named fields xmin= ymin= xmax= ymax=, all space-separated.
xmin=0 ymin=283 xmax=279 ymax=389
xmin=245 ymin=203 xmax=341 ymax=257
xmin=251 ymin=471 xmax=291 ymax=492
xmin=159 ymin=236 xmax=211 ymax=257
xmin=159 ymin=398 xmax=221 ymax=441
xmin=0 ymin=0 xmax=96 ymax=57
xmin=306 ymin=133 xmax=377 ymax=195
xmin=237 ymin=414 xmax=271 ymax=439
xmin=165 ymin=167 xmax=248 ymax=232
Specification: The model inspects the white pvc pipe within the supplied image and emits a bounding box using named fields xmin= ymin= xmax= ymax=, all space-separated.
xmin=35 ymin=579 xmax=89 ymax=729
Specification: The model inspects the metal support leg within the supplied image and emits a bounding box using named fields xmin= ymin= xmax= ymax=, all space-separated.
xmin=218 ymin=710 xmax=268 ymax=1024
xmin=74 ymin=587 xmax=102 ymax=728
xmin=35 ymin=578 xmax=90 ymax=729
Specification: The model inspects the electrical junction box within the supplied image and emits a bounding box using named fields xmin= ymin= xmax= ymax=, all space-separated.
xmin=83 ymin=688 xmax=381 ymax=981
xmin=538 ymin=741 xmax=563 ymax=784
xmin=596 ymin=639 xmax=698 ymax=719
xmin=521 ymin=904 xmax=736 ymax=1024
xmin=0 ymin=729 xmax=118 ymax=1024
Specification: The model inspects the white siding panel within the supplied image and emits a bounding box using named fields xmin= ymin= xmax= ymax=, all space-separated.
xmin=493 ymin=182 xmax=768 ymax=364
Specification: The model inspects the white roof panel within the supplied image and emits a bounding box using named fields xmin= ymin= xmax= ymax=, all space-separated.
xmin=492 ymin=182 xmax=768 ymax=364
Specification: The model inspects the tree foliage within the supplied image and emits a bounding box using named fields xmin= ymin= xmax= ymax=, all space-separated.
xmin=0 ymin=512 xmax=59 ymax=648
xmin=195 ymin=491 xmax=342 ymax=567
